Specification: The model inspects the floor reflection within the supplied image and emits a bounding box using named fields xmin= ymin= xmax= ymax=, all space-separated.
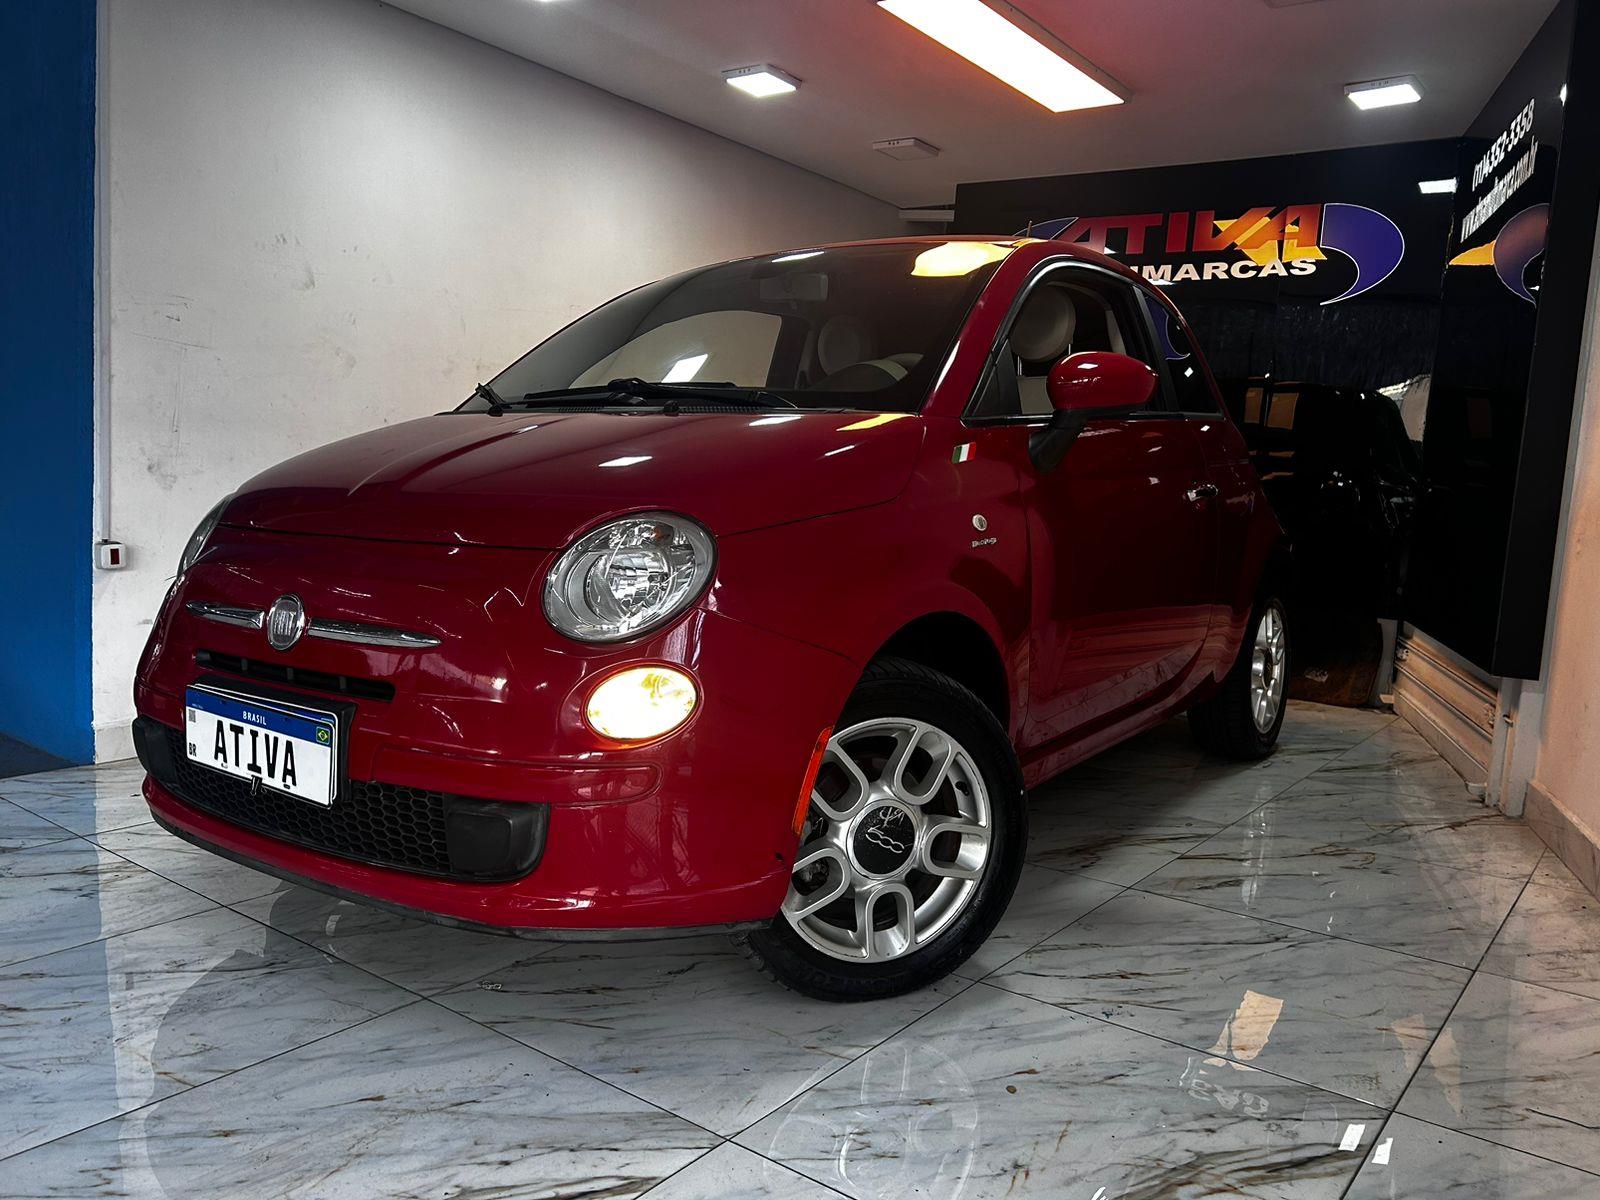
xmin=2 ymin=703 xmax=1597 ymax=1198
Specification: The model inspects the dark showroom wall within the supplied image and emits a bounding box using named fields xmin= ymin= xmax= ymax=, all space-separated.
xmin=0 ymin=1 xmax=97 ymax=762
xmin=1406 ymin=0 xmax=1597 ymax=678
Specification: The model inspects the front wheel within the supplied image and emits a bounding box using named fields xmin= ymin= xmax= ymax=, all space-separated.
xmin=738 ymin=658 xmax=1026 ymax=1002
xmin=1188 ymin=596 xmax=1289 ymax=759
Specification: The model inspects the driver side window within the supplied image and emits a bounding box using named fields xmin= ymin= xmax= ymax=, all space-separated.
xmin=978 ymin=271 xmax=1158 ymax=418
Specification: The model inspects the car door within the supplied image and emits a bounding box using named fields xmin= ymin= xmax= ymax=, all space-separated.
xmin=966 ymin=265 xmax=1220 ymax=750
xmin=1143 ymin=294 xmax=1257 ymax=668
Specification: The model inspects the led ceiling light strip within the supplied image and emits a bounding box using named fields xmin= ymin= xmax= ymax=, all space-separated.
xmin=877 ymin=0 xmax=1122 ymax=113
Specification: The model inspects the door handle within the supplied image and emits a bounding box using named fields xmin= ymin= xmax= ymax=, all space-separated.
xmin=1185 ymin=482 xmax=1219 ymax=503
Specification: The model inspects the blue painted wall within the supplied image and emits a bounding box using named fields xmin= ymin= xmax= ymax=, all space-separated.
xmin=0 ymin=1 xmax=97 ymax=762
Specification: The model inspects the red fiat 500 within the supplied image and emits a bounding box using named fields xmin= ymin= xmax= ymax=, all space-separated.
xmin=133 ymin=237 xmax=1287 ymax=999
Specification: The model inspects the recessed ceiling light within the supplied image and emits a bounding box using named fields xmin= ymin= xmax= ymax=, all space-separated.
xmin=877 ymin=0 xmax=1122 ymax=114
xmin=1417 ymin=178 xmax=1457 ymax=194
xmin=1345 ymin=76 xmax=1423 ymax=110
xmin=873 ymin=137 xmax=941 ymax=160
xmin=722 ymin=64 xmax=800 ymax=98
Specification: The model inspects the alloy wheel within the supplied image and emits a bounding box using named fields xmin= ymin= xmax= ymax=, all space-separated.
xmin=1250 ymin=603 xmax=1287 ymax=733
xmin=783 ymin=717 xmax=992 ymax=963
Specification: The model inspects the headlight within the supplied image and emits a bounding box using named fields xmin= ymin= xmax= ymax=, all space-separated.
xmin=544 ymin=513 xmax=715 ymax=643
xmin=585 ymin=666 xmax=699 ymax=741
xmin=177 ymin=495 xmax=233 ymax=578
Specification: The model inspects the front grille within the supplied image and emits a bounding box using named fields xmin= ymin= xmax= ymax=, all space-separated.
xmin=136 ymin=714 xmax=546 ymax=883
xmin=162 ymin=726 xmax=454 ymax=874
xmin=195 ymin=649 xmax=396 ymax=703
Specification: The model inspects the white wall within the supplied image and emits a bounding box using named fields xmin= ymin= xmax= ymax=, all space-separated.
xmin=1523 ymin=216 xmax=1600 ymax=891
xmin=94 ymin=0 xmax=899 ymax=759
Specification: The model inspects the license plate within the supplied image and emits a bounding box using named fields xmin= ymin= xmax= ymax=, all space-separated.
xmin=184 ymin=685 xmax=339 ymax=807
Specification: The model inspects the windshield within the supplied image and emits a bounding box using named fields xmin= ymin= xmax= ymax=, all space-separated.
xmin=470 ymin=242 xmax=1014 ymax=414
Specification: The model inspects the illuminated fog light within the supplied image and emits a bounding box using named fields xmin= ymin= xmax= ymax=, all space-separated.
xmin=585 ymin=667 xmax=699 ymax=741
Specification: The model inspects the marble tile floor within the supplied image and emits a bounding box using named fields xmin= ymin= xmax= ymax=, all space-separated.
xmin=2 ymin=702 xmax=1597 ymax=1198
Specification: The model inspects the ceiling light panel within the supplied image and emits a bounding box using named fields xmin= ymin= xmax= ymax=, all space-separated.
xmin=1345 ymin=76 xmax=1423 ymax=110
xmin=722 ymin=64 xmax=800 ymax=97
xmin=877 ymin=0 xmax=1122 ymax=114
xmin=873 ymin=137 xmax=941 ymax=160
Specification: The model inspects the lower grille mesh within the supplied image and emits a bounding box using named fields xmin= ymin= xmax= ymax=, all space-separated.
xmin=162 ymin=726 xmax=452 ymax=875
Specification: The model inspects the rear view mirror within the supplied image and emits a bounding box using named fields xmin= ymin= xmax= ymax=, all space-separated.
xmin=1030 ymin=352 xmax=1159 ymax=473
xmin=758 ymin=272 xmax=829 ymax=303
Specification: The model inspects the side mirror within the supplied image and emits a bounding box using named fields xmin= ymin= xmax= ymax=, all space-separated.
xmin=1046 ymin=351 xmax=1158 ymax=415
xmin=1030 ymin=352 xmax=1159 ymax=472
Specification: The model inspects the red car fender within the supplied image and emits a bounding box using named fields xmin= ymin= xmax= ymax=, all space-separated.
xmin=710 ymin=430 xmax=1030 ymax=739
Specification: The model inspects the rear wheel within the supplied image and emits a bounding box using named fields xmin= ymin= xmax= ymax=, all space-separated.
xmin=739 ymin=658 xmax=1026 ymax=1001
xmin=1188 ymin=596 xmax=1289 ymax=759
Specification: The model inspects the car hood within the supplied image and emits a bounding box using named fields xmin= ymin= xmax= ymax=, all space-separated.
xmin=226 ymin=409 xmax=925 ymax=549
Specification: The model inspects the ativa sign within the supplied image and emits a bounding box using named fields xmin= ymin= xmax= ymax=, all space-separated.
xmin=1024 ymin=202 xmax=1407 ymax=304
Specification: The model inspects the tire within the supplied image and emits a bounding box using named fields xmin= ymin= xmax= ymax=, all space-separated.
xmin=737 ymin=657 xmax=1027 ymax=1002
xmin=1188 ymin=596 xmax=1289 ymax=760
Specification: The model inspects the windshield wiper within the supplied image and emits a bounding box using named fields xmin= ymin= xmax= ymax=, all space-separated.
xmin=601 ymin=378 xmax=797 ymax=409
xmin=507 ymin=378 xmax=798 ymax=411
xmin=473 ymin=380 xmax=508 ymax=413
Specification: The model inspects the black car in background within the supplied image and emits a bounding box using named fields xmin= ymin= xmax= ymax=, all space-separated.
xmin=1221 ymin=378 xmax=1425 ymax=703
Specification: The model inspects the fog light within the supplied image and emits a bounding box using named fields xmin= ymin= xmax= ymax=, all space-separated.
xmin=585 ymin=666 xmax=698 ymax=742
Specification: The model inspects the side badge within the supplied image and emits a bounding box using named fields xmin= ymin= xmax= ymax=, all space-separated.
xmin=970 ymin=513 xmax=996 ymax=549
xmin=952 ymin=442 xmax=975 ymax=464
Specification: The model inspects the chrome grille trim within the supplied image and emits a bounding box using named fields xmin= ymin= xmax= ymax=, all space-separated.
xmin=307 ymin=619 xmax=441 ymax=649
xmin=185 ymin=602 xmax=438 ymax=649
xmin=186 ymin=602 xmax=265 ymax=630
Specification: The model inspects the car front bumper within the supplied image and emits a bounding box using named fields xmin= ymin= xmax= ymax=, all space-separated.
xmin=132 ymin=527 xmax=857 ymax=932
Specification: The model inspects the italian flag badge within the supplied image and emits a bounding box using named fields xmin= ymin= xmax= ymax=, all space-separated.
xmin=952 ymin=442 xmax=975 ymax=464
